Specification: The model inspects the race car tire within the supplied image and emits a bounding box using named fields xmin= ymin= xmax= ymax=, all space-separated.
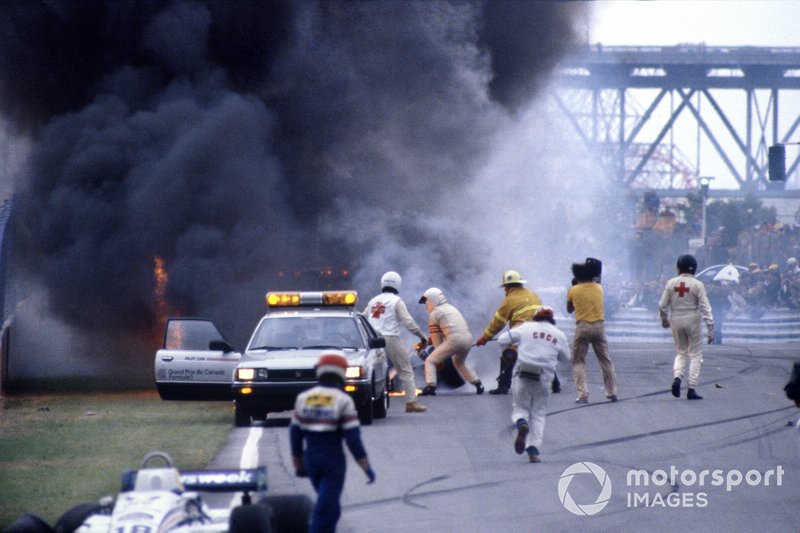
xmin=261 ymin=494 xmax=312 ymax=533
xmin=234 ymin=404 xmax=251 ymax=427
xmin=3 ymin=512 xmax=54 ymax=533
xmin=54 ymin=503 xmax=103 ymax=533
xmin=439 ymin=356 xmax=466 ymax=389
xmin=229 ymin=502 xmax=274 ymax=533
xmin=357 ymin=390 xmax=374 ymax=426
xmin=372 ymin=374 xmax=388 ymax=420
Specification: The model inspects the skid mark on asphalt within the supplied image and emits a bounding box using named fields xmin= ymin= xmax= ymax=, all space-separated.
xmin=552 ymin=405 xmax=794 ymax=454
xmin=548 ymin=348 xmax=764 ymax=416
xmin=343 ymin=475 xmax=503 ymax=511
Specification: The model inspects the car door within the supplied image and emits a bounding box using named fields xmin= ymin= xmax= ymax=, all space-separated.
xmin=359 ymin=315 xmax=388 ymax=390
xmin=155 ymin=318 xmax=241 ymax=401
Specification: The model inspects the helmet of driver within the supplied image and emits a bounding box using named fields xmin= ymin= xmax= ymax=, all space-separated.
xmin=676 ymin=254 xmax=698 ymax=275
xmin=419 ymin=287 xmax=447 ymax=309
xmin=380 ymin=271 xmax=402 ymax=292
xmin=315 ymin=352 xmax=349 ymax=379
xmin=501 ymin=270 xmax=527 ymax=287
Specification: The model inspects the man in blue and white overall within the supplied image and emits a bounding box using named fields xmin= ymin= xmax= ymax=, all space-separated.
xmin=290 ymin=352 xmax=376 ymax=532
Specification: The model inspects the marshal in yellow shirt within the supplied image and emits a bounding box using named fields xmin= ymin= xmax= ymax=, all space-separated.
xmin=567 ymin=282 xmax=605 ymax=323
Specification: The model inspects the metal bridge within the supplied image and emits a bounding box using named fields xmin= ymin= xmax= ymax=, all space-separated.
xmin=552 ymin=44 xmax=800 ymax=196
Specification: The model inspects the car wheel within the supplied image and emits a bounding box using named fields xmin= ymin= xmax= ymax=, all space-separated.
xmin=235 ymin=404 xmax=251 ymax=427
xmin=372 ymin=375 xmax=388 ymax=420
xmin=357 ymin=388 xmax=374 ymax=426
xmin=261 ymin=494 xmax=312 ymax=533
xmin=3 ymin=512 xmax=53 ymax=533
xmin=229 ymin=503 xmax=274 ymax=533
xmin=54 ymin=503 xmax=103 ymax=533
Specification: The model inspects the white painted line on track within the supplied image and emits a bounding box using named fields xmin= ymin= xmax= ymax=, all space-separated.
xmin=227 ymin=426 xmax=263 ymax=509
xmin=241 ymin=427 xmax=263 ymax=468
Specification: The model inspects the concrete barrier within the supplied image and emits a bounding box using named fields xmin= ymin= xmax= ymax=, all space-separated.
xmin=555 ymin=307 xmax=800 ymax=343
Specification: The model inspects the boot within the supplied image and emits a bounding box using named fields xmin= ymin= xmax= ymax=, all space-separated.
xmin=474 ymin=380 xmax=484 ymax=395
xmin=551 ymin=374 xmax=561 ymax=393
xmin=419 ymin=385 xmax=437 ymax=396
xmin=526 ymin=446 xmax=541 ymax=463
xmin=687 ymin=388 xmax=703 ymax=400
xmin=671 ymin=377 xmax=681 ymax=398
xmin=405 ymin=401 xmax=427 ymax=413
xmin=514 ymin=420 xmax=529 ymax=455
xmin=489 ymin=386 xmax=509 ymax=395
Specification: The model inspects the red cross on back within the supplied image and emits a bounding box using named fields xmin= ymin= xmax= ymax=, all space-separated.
xmin=674 ymin=281 xmax=690 ymax=297
xmin=371 ymin=301 xmax=387 ymax=319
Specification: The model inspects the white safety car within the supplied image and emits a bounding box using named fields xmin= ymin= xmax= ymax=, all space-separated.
xmin=231 ymin=291 xmax=389 ymax=427
xmin=154 ymin=291 xmax=390 ymax=427
xmin=4 ymin=451 xmax=311 ymax=533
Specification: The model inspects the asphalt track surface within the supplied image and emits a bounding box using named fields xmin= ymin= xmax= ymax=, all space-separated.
xmin=210 ymin=341 xmax=800 ymax=533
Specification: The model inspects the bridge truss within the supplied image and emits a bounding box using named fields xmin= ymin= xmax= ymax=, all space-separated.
xmin=552 ymin=45 xmax=800 ymax=195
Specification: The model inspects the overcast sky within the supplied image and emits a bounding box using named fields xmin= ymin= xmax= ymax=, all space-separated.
xmin=589 ymin=0 xmax=800 ymax=47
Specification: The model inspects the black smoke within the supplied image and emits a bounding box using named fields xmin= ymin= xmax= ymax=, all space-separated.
xmin=0 ymin=0 xmax=585 ymax=380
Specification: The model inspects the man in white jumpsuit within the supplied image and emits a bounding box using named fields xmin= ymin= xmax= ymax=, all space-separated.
xmin=418 ymin=287 xmax=484 ymax=396
xmin=659 ymin=254 xmax=714 ymax=400
xmin=498 ymin=306 xmax=570 ymax=463
xmin=364 ymin=271 xmax=428 ymax=413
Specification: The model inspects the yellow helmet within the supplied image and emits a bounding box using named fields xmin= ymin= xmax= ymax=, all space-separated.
xmin=501 ymin=270 xmax=527 ymax=287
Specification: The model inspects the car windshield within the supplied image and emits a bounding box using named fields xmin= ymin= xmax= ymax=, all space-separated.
xmin=248 ymin=316 xmax=365 ymax=351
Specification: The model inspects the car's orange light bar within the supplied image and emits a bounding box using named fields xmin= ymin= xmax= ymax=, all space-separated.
xmin=266 ymin=291 xmax=358 ymax=308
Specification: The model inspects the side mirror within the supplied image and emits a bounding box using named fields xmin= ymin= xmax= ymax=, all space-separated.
xmin=368 ymin=337 xmax=386 ymax=349
xmin=209 ymin=340 xmax=234 ymax=353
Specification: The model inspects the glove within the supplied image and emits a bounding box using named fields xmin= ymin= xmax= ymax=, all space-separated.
xmin=475 ymin=336 xmax=488 ymax=346
xmin=707 ymin=327 xmax=714 ymax=345
xmin=365 ymin=466 xmax=376 ymax=484
xmin=418 ymin=336 xmax=427 ymax=348
xmin=661 ymin=319 xmax=670 ymax=329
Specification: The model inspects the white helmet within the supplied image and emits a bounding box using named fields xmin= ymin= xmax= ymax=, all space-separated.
xmin=380 ymin=271 xmax=402 ymax=292
xmin=419 ymin=287 xmax=447 ymax=308
xmin=501 ymin=270 xmax=527 ymax=287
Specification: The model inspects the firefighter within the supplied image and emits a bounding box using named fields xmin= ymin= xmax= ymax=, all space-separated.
xmin=659 ymin=254 xmax=714 ymax=400
xmin=363 ymin=271 xmax=428 ymax=413
xmin=567 ymin=259 xmax=618 ymax=403
xmin=418 ymin=287 xmax=484 ymax=395
xmin=476 ymin=270 xmax=561 ymax=395
xmin=290 ymin=352 xmax=376 ymax=533
xmin=497 ymin=306 xmax=571 ymax=463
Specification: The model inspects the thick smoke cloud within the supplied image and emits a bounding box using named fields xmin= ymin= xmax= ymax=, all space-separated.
xmin=0 ymin=0 xmax=586 ymax=380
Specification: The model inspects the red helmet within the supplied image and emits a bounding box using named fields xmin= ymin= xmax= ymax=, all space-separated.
xmin=315 ymin=352 xmax=348 ymax=379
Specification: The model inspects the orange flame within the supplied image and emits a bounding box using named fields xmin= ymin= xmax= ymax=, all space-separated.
xmin=153 ymin=255 xmax=178 ymax=344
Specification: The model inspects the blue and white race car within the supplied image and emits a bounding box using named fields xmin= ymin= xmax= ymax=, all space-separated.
xmin=4 ymin=451 xmax=311 ymax=533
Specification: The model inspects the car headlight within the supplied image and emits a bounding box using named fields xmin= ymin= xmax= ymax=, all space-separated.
xmin=345 ymin=365 xmax=365 ymax=379
xmin=236 ymin=368 xmax=268 ymax=381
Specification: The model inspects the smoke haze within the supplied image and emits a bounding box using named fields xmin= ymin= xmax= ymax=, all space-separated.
xmin=0 ymin=0 xmax=607 ymax=381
